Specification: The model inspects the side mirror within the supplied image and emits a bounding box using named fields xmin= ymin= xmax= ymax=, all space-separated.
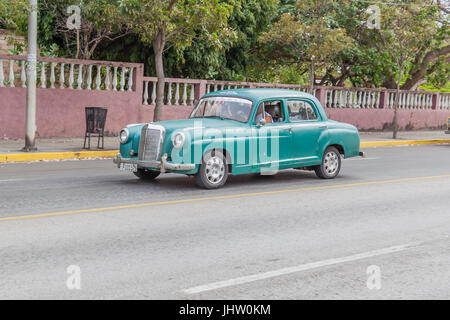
xmin=257 ymin=118 xmax=267 ymax=127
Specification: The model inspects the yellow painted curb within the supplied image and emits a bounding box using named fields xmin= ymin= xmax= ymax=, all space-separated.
xmin=0 ymin=139 xmax=449 ymax=163
xmin=360 ymin=139 xmax=450 ymax=148
xmin=0 ymin=150 xmax=118 ymax=163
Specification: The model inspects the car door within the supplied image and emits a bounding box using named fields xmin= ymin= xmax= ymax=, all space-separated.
xmin=252 ymin=100 xmax=293 ymax=171
xmin=286 ymin=99 xmax=328 ymax=164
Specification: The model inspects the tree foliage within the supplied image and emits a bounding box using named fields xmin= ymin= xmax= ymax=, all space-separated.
xmin=36 ymin=0 xmax=130 ymax=59
xmin=0 ymin=0 xmax=448 ymax=91
xmin=259 ymin=0 xmax=355 ymax=90
xmin=118 ymin=0 xmax=235 ymax=121
xmin=0 ymin=0 xmax=29 ymax=31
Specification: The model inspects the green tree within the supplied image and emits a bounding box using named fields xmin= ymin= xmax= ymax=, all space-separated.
xmin=376 ymin=2 xmax=441 ymax=138
xmin=119 ymin=0 xmax=235 ymax=122
xmin=259 ymin=0 xmax=354 ymax=92
xmin=38 ymin=0 xmax=129 ymax=60
xmin=0 ymin=0 xmax=29 ymax=31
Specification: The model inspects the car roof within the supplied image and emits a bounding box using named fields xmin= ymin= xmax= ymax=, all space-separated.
xmin=202 ymin=88 xmax=328 ymax=121
xmin=203 ymin=88 xmax=315 ymax=102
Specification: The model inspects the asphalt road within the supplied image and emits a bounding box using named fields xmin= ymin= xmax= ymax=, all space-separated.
xmin=0 ymin=145 xmax=449 ymax=299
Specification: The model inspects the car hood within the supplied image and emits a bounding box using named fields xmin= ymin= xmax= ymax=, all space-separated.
xmin=157 ymin=118 xmax=245 ymax=132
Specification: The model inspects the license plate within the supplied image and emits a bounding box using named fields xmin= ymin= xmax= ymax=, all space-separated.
xmin=120 ymin=163 xmax=138 ymax=172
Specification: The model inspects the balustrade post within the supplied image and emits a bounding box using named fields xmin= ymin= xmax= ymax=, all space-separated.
xmin=143 ymin=81 xmax=149 ymax=105
xmin=315 ymin=87 xmax=327 ymax=108
xmin=0 ymin=59 xmax=4 ymax=87
xmin=59 ymin=63 xmax=65 ymax=88
xmin=49 ymin=62 xmax=55 ymax=88
xmin=87 ymin=65 xmax=93 ymax=90
xmin=432 ymin=93 xmax=439 ymax=110
xmin=195 ymin=80 xmax=207 ymax=101
xmin=40 ymin=62 xmax=46 ymax=88
xmin=9 ymin=60 xmax=15 ymax=87
xmin=379 ymin=90 xmax=387 ymax=109
xmin=21 ymin=61 xmax=27 ymax=88
xmin=77 ymin=64 xmax=83 ymax=90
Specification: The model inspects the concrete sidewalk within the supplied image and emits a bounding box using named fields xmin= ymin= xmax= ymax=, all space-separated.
xmin=0 ymin=137 xmax=118 ymax=154
xmin=0 ymin=130 xmax=449 ymax=163
xmin=359 ymin=130 xmax=450 ymax=141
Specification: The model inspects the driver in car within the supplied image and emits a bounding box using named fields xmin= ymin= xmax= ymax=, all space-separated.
xmin=255 ymin=105 xmax=273 ymax=123
xmin=223 ymin=103 xmax=251 ymax=122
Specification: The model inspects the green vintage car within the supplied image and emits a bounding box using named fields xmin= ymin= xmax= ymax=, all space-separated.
xmin=113 ymin=88 xmax=362 ymax=189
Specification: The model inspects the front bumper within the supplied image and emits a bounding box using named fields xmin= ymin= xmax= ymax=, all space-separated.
xmin=113 ymin=153 xmax=196 ymax=173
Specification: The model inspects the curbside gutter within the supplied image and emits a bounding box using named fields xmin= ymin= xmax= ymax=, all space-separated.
xmin=0 ymin=150 xmax=118 ymax=164
xmin=0 ymin=139 xmax=449 ymax=164
xmin=360 ymin=139 xmax=450 ymax=148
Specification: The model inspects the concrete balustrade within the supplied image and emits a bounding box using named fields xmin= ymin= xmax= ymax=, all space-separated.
xmin=0 ymin=55 xmax=139 ymax=92
xmin=139 ymin=77 xmax=449 ymax=112
xmin=143 ymin=77 xmax=199 ymax=106
xmin=1 ymin=53 xmax=448 ymax=111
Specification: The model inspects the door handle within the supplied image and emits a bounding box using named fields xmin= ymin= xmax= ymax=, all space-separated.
xmin=319 ymin=125 xmax=328 ymax=130
xmin=287 ymin=126 xmax=293 ymax=134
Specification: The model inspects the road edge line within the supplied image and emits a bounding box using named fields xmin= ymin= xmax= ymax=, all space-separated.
xmin=360 ymin=139 xmax=450 ymax=148
xmin=0 ymin=150 xmax=118 ymax=163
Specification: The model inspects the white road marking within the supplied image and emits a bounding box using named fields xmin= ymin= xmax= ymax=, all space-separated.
xmin=182 ymin=242 xmax=421 ymax=295
xmin=0 ymin=179 xmax=23 ymax=183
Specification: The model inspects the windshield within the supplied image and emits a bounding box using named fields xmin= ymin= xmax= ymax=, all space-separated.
xmin=190 ymin=97 xmax=253 ymax=123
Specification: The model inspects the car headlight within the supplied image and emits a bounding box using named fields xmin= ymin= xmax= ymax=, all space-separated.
xmin=118 ymin=128 xmax=129 ymax=144
xmin=172 ymin=132 xmax=185 ymax=149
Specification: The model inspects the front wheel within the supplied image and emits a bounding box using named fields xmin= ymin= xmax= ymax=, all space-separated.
xmin=314 ymin=147 xmax=342 ymax=179
xmin=134 ymin=168 xmax=160 ymax=180
xmin=195 ymin=150 xmax=228 ymax=189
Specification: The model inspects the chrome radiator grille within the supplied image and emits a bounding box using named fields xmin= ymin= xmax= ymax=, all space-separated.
xmin=139 ymin=125 xmax=164 ymax=161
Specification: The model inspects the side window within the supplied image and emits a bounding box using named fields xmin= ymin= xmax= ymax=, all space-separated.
xmin=305 ymin=103 xmax=318 ymax=120
xmin=255 ymin=101 xmax=284 ymax=124
xmin=287 ymin=100 xmax=318 ymax=121
xmin=264 ymin=101 xmax=284 ymax=123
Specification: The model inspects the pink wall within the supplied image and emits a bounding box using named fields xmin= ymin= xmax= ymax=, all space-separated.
xmin=0 ymin=87 xmax=194 ymax=139
xmin=1 ymin=87 xmax=448 ymax=139
xmin=325 ymin=108 xmax=450 ymax=131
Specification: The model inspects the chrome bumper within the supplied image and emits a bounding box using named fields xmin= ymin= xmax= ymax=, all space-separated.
xmin=113 ymin=153 xmax=196 ymax=173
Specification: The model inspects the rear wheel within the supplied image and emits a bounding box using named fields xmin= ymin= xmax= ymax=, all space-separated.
xmin=195 ymin=150 xmax=228 ymax=189
xmin=134 ymin=168 xmax=160 ymax=180
xmin=314 ymin=147 xmax=342 ymax=179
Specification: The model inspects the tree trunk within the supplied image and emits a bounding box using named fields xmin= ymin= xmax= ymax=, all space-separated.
xmin=153 ymin=32 xmax=166 ymax=122
xmin=401 ymin=45 xmax=450 ymax=90
xmin=392 ymin=67 xmax=403 ymax=139
xmin=75 ymin=29 xmax=80 ymax=59
xmin=309 ymin=60 xmax=315 ymax=94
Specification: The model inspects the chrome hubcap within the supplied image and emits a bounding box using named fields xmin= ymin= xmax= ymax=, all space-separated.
xmin=205 ymin=156 xmax=225 ymax=184
xmin=324 ymin=151 xmax=339 ymax=176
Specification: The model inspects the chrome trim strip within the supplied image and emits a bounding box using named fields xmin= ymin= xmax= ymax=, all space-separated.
xmin=114 ymin=153 xmax=196 ymax=172
xmin=138 ymin=124 xmax=148 ymax=161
